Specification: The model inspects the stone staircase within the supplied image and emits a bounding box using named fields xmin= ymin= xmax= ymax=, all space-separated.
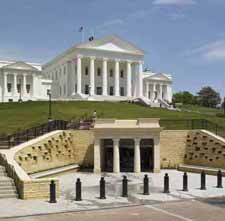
xmin=0 ymin=166 xmax=18 ymax=199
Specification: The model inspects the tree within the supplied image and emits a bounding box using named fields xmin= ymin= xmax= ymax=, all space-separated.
xmin=197 ymin=86 xmax=221 ymax=108
xmin=172 ymin=91 xmax=196 ymax=105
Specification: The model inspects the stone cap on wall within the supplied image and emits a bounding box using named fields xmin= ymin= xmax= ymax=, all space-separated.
xmin=94 ymin=118 xmax=161 ymax=129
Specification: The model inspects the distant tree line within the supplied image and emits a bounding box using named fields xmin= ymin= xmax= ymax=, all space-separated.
xmin=173 ymin=86 xmax=223 ymax=108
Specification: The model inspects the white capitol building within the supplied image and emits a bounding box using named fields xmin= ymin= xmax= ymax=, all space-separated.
xmin=0 ymin=36 xmax=173 ymax=107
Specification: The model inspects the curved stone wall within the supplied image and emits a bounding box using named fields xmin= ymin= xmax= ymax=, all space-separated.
xmin=14 ymin=130 xmax=94 ymax=175
xmin=184 ymin=130 xmax=225 ymax=169
xmin=15 ymin=131 xmax=76 ymax=174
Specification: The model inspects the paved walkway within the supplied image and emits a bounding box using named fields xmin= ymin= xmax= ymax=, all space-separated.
xmin=0 ymin=170 xmax=224 ymax=218
xmin=1 ymin=198 xmax=225 ymax=221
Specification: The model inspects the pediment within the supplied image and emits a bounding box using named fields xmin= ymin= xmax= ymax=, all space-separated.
xmin=76 ymin=35 xmax=144 ymax=55
xmin=3 ymin=61 xmax=39 ymax=71
xmin=145 ymin=73 xmax=172 ymax=82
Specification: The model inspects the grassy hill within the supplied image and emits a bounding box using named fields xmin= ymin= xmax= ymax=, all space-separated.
xmin=0 ymin=101 xmax=225 ymax=134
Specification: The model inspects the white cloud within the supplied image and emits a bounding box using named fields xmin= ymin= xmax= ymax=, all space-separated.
xmin=185 ymin=40 xmax=225 ymax=61
xmin=153 ymin=0 xmax=196 ymax=6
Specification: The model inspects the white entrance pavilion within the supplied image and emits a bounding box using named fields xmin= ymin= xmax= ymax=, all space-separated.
xmin=43 ymin=36 xmax=173 ymax=107
xmin=93 ymin=118 xmax=163 ymax=173
xmin=0 ymin=60 xmax=52 ymax=102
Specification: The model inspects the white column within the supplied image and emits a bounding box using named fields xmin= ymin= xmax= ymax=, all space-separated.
xmin=94 ymin=139 xmax=101 ymax=173
xmin=113 ymin=138 xmax=120 ymax=173
xmin=137 ymin=61 xmax=143 ymax=97
xmin=77 ymin=55 xmax=82 ymax=94
xmin=145 ymin=83 xmax=149 ymax=98
xmin=153 ymin=136 xmax=160 ymax=173
xmin=13 ymin=73 xmax=17 ymax=96
xmin=4 ymin=72 xmax=8 ymax=95
xmin=102 ymin=58 xmax=108 ymax=96
xmin=32 ymin=74 xmax=35 ymax=97
xmin=164 ymin=84 xmax=168 ymax=101
xmin=114 ymin=60 xmax=120 ymax=96
xmin=134 ymin=138 xmax=141 ymax=173
xmin=167 ymin=84 xmax=172 ymax=103
xmin=23 ymin=74 xmax=27 ymax=96
xmin=159 ymin=83 xmax=163 ymax=100
xmin=90 ymin=56 xmax=95 ymax=96
xmin=126 ymin=61 xmax=132 ymax=97
xmin=71 ymin=59 xmax=76 ymax=95
xmin=152 ymin=83 xmax=156 ymax=101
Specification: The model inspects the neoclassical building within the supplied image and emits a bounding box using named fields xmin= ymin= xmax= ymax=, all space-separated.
xmin=43 ymin=36 xmax=172 ymax=107
xmin=0 ymin=60 xmax=51 ymax=102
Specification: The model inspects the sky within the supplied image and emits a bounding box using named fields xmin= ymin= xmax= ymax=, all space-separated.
xmin=0 ymin=0 xmax=225 ymax=96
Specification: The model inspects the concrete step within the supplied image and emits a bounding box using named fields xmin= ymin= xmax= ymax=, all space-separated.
xmin=0 ymin=189 xmax=17 ymax=194
xmin=30 ymin=164 xmax=79 ymax=178
xmin=0 ymin=165 xmax=18 ymax=198
xmin=0 ymin=171 xmax=6 ymax=175
xmin=178 ymin=164 xmax=225 ymax=176
xmin=0 ymin=193 xmax=17 ymax=199
xmin=0 ymin=185 xmax=16 ymax=191
xmin=0 ymin=180 xmax=15 ymax=185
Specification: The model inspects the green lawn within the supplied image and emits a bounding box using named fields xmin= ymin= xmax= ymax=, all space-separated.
xmin=0 ymin=101 xmax=225 ymax=134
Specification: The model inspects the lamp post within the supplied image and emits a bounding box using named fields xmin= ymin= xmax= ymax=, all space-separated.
xmin=47 ymin=89 xmax=52 ymax=121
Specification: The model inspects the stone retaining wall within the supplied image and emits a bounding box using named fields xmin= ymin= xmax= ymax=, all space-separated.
xmin=184 ymin=130 xmax=225 ymax=169
xmin=14 ymin=130 xmax=94 ymax=174
xmin=18 ymin=179 xmax=59 ymax=200
xmin=160 ymin=130 xmax=189 ymax=169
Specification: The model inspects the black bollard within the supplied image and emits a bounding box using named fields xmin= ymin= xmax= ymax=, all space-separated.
xmin=122 ymin=176 xmax=128 ymax=197
xmin=164 ymin=173 xmax=170 ymax=193
xmin=49 ymin=180 xmax=56 ymax=203
xmin=183 ymin=172 xmax=188 ymax=192
xmin=217 ymin=170 xmax=223 ymax=188
xmin=143 ymin=174 xmax=149 ymax=195
xmin=100 ymin=177 xmax=106 ymax=199
xmin=200 ymin=171 xmax=206 ymax=190
xmin=75 ymin=178 xmax=82 ymax=201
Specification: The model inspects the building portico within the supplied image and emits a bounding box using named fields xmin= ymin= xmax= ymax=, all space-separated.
xmin=93 ymin=118 xmax=163 ymax=173
xmin=72 ymin=55 xmax=143 ymax=98
xmin=0 ymin=60 xmax=52 ymax=102
xmin=43 ymin=35 xmax=173 ymax=107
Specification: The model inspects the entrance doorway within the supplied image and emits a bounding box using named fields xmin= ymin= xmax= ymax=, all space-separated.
xmin=119 ymin=139 xmax=134 ymax=172
xmin=140 ymin=139 xmax=154 ymax=171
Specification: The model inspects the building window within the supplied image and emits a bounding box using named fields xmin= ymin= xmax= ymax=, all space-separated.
xmin=120 ymin=87 xmax=125 ymax=96
xmin=109 ymin=86 xmax=114 ymax=96
xmin=120 ymin=70 xmax=124 ymax=78
xmin=59 ymin=87 xmax=62 ymax=96
xmin=85 ymin=84 xmax=89 ymax=95
xmin=55 ymin=71 xmax=58 ymax=80
xmin=97 ymin=67 xmax=101 ymax=76
xmin=85 ymin=66 xmax=89 ymax=75
xmin=26 ymin=84 xmax=31 ymax=93
xmin=96 ymin=87 xmax=102 ymax=95
xmin=7 ymin=83 xmax=12 ymax=93
xmin=110 ymin=69 xmax=113 ymax=77
xmin=17 ymin=84 xmax=21 ymax=93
